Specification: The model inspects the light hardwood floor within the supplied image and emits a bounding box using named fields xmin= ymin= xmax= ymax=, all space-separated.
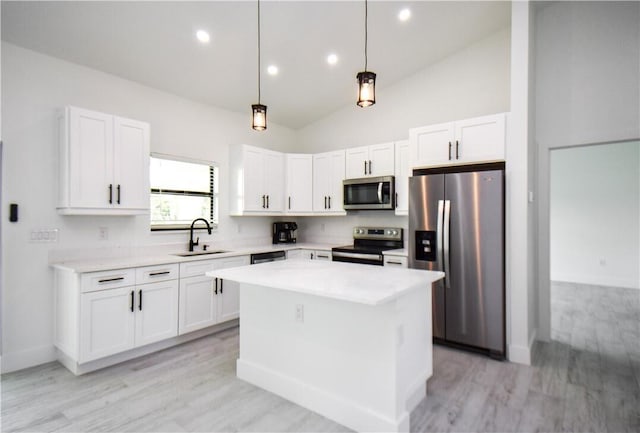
xmin=2 ymin=282 xmax=638 ymax=432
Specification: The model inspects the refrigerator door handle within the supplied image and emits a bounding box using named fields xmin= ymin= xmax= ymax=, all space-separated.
xmin=443 ymin=200 xmax=451 ymax=289
xmin=436 ymin=199 xmax=444 ymax=273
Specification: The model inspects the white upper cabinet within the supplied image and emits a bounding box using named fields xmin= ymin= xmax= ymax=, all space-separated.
xmin=394 ymin=140 xmax=410 ymax=215
xmin=58 ymin=106 xmax=150 ymax=215
xmin=285 ymin=153 xmax=313 ymax=213
xmin=345 ymin=142 xmax=395 ymax=179
xmin=229 ymin=144 xmax=285 ymax=215
xmin=313 ymin=150 xmax=345 ymax=213
xmin=409 ymin=113 xmax=506 ymax=168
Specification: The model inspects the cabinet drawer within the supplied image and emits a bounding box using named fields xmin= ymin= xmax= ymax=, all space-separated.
xmin=136 ymin=263 xmax=179 ymax=284
xmin=81 ymin=268 xmax=135 ymax=293
xmin=179 ymin=259 xmax=220 ymax=278
xmin=383 ymin=256 xmax=408 ymax=268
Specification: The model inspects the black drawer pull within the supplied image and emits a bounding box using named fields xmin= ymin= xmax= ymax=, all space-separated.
xmin=149 ymin=271 xmax=170 ymax=277
xmin=387 ymin=261 xmax=403 ymax=265
xmin=317 ymin=255 xmax=328 ymax=259
xmin=98 ymin=277 xmax=125 ymax=283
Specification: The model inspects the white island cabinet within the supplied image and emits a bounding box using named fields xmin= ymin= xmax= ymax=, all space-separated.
xmin=207 ymin=260 xmax=444 ymax=433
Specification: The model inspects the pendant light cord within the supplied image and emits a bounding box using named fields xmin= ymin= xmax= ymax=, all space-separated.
xmin=257 ymin=0 xmax=262 ymax=103
xmin=364 ymin=0 xmax=368 ymax=72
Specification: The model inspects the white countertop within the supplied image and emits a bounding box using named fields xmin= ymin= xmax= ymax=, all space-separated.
xmin=51 ymin=243 xmax=336 ymax=273
xmin=206 ymin=260 xmax=444 ymax=306
xmin=382 ymin=248 xmax=408 ymax=257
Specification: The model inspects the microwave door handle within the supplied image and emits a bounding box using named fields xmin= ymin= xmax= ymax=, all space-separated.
xmin=377 ymin=182 xmax=383 ymax=204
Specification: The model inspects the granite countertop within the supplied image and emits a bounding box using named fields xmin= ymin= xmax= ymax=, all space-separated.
xmin=51 ymin=243 xmax=337 ymax=273
xmin=206 ymin=260 xmax=444 ymax=306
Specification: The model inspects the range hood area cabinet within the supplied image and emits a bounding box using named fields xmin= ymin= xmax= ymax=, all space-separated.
xmin=345 ymin=142 xmax=395 ymax=179
xmin=229 ymin=144 xmax=285 ymax=215
xmin=285 ymin=154 xmax=313 ymax=213
xmin=57 ymin=106 xmax=150 ymax=215
xmin=409 ymin=113 xmax=506 ymax=169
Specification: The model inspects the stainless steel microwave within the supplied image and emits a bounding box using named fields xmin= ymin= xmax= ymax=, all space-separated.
xmin=343 ymin=176 xmax=395 ymax=210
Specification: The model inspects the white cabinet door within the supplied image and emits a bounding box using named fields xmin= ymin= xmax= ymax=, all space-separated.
xmin=454 ymin=113 xmax=506 ymax=163
xmin=345 ymin=146 xmax=370 ymax=179
xmin=313 ymin=152 xmax=331 ymax=212
xmin=409 ymin=122 xmax=455 ymax=168
xmin=217 ymin=256 xmax=249 ymax=322
xmin=327 ymin=150 xmax=345 ymax=212
xmin=178 ymin=275 xmax=217 ymax=334
xmin=243 ymin=146 xmax=267 ymax=211
xmin=286 ymin=249 xmax=303 ymax=260
xmin=394 ymin=140 xmax=410 ymax=215
xmin=285 ymin=154 xmax=313 ymax=212
xmin=79 ymin=286 xmax=135 ymax=363
xmin=113 ymin=117 xmax=150 ymax=211
xmin=68 ymin=107 xmax=114 ymax=209
xmin=368 ymin=142 xmax=395 ymax=176
xmin=264 ymin=150 xmax=285 ymax=212
xmin=135 ymin=280 xmax=179 ymax=347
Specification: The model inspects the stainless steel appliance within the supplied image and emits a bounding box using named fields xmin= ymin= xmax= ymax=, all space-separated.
xmin=273 ymin=222 xmax=297 ymax=244
xmin=343 ymin=176 xmax=395 ymax=210
xmin=332 ymin=227 xmax=403 ymax=266
xmin=250 ymin=250 xmax=286 ymax=264
xmin=409 ymin=162 xmax=505 ymax=359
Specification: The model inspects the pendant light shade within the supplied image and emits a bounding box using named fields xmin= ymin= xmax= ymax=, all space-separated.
xmin=251 ymin=0 xmax=267 ymax=131
xmin=252 ymin=103 xmax=267 ymax=131
xmin=356 ymin=0 xmax=376 ymax=107
xmin=356 ymin=71 xmax=376 ymax=107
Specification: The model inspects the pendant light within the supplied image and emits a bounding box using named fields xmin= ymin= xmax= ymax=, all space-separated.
xmin=356 ymin=0 xmax=376 ymax=107
xmin=252 ymin=0 xmax=267 ymax=130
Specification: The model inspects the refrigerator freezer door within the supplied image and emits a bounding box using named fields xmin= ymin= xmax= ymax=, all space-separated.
xmin=409 ymin=174 xmax=446 ymax=339
xmin=444 ymin=169 xmax=504 ymax=353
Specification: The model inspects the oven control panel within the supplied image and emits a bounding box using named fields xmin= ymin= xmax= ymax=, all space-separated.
xmin=353 ymin=226 xmax=403 ymax=241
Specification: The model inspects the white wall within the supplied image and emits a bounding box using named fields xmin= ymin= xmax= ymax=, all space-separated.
xmin=550 ymin=141 xmax=640 ymax=289
xmin=535 ymin=1 xmax=640 ymax=340
xmin=0 ymin=42 xmax=297 ymax=371
xmin=296 ymin=29 xmax=511 ymax=152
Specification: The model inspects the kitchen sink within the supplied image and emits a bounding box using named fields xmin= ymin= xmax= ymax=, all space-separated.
xmin=172 ymin=250 xmax=229 ymax=257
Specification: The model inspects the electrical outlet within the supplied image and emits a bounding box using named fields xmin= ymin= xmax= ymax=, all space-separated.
xmin=295 ymin=304 xmax=304 ymax=323
xmin=99 ymin=227 xmax=109 ymax=240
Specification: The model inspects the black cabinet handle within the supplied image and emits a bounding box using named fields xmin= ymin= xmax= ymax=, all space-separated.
xmin=396 ymin=192 xmax=398 ymax=208
xmin=328 ymin=196 xmax=331 ymax=209
xmin=117 ymin=184 xmax=121 ymax=204
xmin=220 ymin=279 xmax=224 ymax=294
xmin=266 ymin=195 xmax=269 ymax=209
xmin=368 ymin=160 xmax=372 ymax=175
xmin=138 ymin=290 xmax=143 ymax=311
xmin=288 ymin=196 xmax=291 ymax=210
xmin=262 ymin=195 xmax=266 ymax=208
xmin=98 ymin=277 xmax=124 ymax=283
xmin=149 ymin=271 xmax=170 ymax=277
xmin=448 ymin=142 xmax=452 ymax=160
xmin=108 ymin=184 xmax=113 ymax=204
xmin=363 ymin=161 xmax=367 ymax=175
xmin=311 ymin=252 xmax=314 ymax=259
xmin=317 ymin=254 xmax=328 ymax=259
xmin=130 ymin=290 xmax=134 ymax=312
xmin=214 ymin=278 xmax=218 ymax=295
xmin=456 ymin=140 xmax=459 ymax=159
xmin=324 ymin=196 xmax=327 ymax=209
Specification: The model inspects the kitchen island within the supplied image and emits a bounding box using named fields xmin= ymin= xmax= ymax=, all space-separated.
xmin=206 ymin=260 xmax=444 ymax=432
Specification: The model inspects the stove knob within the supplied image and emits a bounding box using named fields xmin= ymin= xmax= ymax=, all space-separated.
xmin=392 ymin=230 xmax=398 ymax=236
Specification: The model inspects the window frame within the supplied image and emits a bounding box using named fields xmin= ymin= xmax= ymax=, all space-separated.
xmin=149 ymin=153 xmax=219 ymax=232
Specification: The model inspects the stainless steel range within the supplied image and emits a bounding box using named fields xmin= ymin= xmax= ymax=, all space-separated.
xmin=332 ymin=227 xmax=403 ymax=266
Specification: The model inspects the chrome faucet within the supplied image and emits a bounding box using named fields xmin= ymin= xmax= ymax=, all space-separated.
xmin=189 ymin=218 xmax=212 ymax=251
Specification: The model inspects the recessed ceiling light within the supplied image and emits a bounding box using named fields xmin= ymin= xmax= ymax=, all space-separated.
xmin=327 ymin=54 xmax=338 ymax=65
xmin=267 ymin=65 xmax=279 ymax=76
xmin=196 ymin=30 xmax=210 ymax=43
xmin=398 ymin=8 xmax=411 ymax=22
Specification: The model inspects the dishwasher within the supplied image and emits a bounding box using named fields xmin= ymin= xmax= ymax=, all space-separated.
xmin=250 ymin=250 xmax=286 ymax=264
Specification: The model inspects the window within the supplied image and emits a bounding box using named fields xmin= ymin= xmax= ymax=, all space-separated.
xmin=150 ymin=155 xmax=218 ymax=230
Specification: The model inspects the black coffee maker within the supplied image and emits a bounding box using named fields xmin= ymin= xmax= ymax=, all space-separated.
xmin=273 ymin=222 xmax=297 ymax=244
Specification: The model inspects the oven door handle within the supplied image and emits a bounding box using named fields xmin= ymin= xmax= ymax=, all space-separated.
xmin=332 ymin=251 xmax=383 ymax=261
xmin=377 ymin=182 xmax=383 ymax=204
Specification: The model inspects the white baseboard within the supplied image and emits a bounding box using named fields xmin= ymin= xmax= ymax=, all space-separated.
xmin=551 ymin=273 xmax=639 ymax=290
xmin=508 ymin=328 xmax=536 ymax=366
xmin=237 ymin=359 xmax=409 ymax=433
xmin=1 ymin=344 xmax=57 ymax=374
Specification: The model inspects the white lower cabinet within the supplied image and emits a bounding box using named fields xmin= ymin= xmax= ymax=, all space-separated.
xmin=288 ymin=249 xmax=332 ymax=261
xmin=178 ymin=255 xmax=249 ymax=335
xmin=135 ymin=280 xmax=179 ymax=347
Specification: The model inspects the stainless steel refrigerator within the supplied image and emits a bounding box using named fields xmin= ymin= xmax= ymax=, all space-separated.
xmin=409 ymin=163 xmax=505 ymax=358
